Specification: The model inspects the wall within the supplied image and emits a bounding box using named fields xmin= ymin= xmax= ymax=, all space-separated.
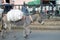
xmin=10 ymin=0 xmax=34 ymax=9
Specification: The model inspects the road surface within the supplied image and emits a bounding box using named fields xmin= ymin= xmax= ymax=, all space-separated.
xmin=0 ymin=30 xmax=60 ymax=40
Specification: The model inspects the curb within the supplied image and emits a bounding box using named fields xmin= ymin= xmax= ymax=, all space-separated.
xmin=11 ymin=26 xmax=60 ymax=30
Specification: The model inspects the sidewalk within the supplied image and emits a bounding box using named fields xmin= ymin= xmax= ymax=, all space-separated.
xmin=11 ymin=20 xmax=60 ymax=30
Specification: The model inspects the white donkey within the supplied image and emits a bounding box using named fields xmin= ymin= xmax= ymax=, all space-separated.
xmin=1 ymin=9 xmax=25 ymax=38
xmin=2 ymin=9 xmax=24 ymax=29
xmin=1 ymin=9 xmax=33 ymax=38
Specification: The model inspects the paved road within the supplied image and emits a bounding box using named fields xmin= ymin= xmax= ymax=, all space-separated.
xmin=0 ymin=30 xmax=60 ymax=40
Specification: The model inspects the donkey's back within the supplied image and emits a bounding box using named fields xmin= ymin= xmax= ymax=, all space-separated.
xmin=6 ymin=9 xmax=24 ymax=21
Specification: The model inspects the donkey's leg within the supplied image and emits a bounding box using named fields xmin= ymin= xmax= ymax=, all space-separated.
xmin=23 ymin=21 xmax=29 ymax=38
xmin=23 ymin=16 xmax=31 ymax=38
xmin=2 ymin=14 xmax=7 ymax=29
xmin=1 ymin=22 xmax=8 ymax=38
xmin=23 ymin=17 xmax=26 ymax=37
xmin=23 ymin=16 xmax=28 ymax=38
xmin=25 ymin=20 xmax=31 ymax=36
xmin=1 ymin=15 xmax=7 ymax=37
xmin=8 ymin=22 xmax=12 ymax=32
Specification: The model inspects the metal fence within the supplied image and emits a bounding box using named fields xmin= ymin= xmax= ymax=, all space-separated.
xmin=0 ymin=4 xmax=60 ymax=19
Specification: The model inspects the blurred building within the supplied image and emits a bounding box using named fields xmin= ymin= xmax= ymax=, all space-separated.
xmin=1 ymin=0 xmax=35 ymax=9
xmin=2 ymin=0 xmax=34 ymax=4
xmin=1 ymin=0 xmax=57 ymax=9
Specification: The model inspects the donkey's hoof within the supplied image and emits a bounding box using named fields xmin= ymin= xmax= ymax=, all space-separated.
xmin=24 ymin=35 xmax=28 ymax=39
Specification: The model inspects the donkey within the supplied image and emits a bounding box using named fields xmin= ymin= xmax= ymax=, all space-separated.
xmin=1 ymin=9 xmax=25 ymax=38
xmin=1 ymin=9 xmax=35 ymax=38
